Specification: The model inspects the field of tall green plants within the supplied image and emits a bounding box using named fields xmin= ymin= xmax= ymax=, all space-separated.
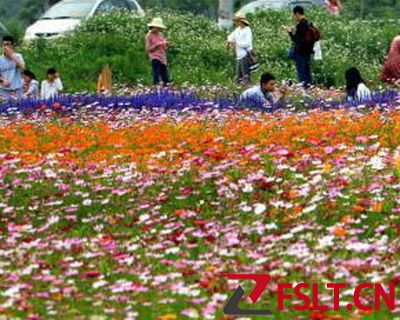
xmin=21 ymin=9 xmax=399 ymax=91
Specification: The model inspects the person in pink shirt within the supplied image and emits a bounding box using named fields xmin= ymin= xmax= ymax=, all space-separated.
xmin=146 ymin=18 xmax=171 ymax=86
xmin=326 ymin=0 xmax=342 ymax=16
xmin=381 ymin=34 xmax=400 ymax=85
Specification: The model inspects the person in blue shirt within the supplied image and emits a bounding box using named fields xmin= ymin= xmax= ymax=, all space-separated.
xmin=0 ymin=35 xmax=25 ymax=101
xmin=241 ymin=73 xmax=287 ymax=108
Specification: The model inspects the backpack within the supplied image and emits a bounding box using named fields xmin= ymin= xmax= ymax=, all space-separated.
xmin=304 ymin=23 xmax=321 ymax=45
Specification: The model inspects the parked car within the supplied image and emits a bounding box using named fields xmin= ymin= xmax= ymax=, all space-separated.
xmin=24 ymin=0 xmax=144 ymax=41
xmin=238 ymin=0 xmax=325 ymax=15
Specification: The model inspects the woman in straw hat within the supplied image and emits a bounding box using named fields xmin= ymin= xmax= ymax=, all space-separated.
xmin=145 ymin=17 xmax=171 ymax=86
xmin=227 ymin=12 xmax=253 ymax=85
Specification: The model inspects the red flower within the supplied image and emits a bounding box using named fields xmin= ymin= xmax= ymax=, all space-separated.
xmin=83 ymin=270 xmax=101 ymax=278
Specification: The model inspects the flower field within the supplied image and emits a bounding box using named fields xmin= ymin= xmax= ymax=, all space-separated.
xmin=1 ymin=90 xmax=400 ymax=319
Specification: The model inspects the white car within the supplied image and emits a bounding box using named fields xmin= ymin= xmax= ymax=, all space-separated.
xmin=238 ymin=0 xmax=325 ymax=15
xmin=24 ymin=0 xmax=144 ymax=41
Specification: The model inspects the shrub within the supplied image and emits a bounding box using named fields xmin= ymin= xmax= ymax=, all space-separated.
xmin=20 ymin=9 xmax=399 ymax=91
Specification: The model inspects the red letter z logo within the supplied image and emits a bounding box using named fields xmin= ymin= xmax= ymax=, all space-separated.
xmin=224 ymin=274 xmax=273 ymax=316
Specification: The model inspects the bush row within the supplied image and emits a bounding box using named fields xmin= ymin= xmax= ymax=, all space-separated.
xmin=20 ymin=9 xmax=399 ymax=91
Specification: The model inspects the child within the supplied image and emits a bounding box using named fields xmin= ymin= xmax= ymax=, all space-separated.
xmin=41 ymin=68 xmax=63 ymax=100
xmin=145 ymin=18 xmax=171 ymax=86
xmin=22 ymin=70 xmax=39 ymax=99
xmin=345 ymin=67 xmax=371 ymax=101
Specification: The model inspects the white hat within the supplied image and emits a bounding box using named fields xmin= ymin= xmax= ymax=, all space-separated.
xmin=148 ymin=17 xmax=167 ymax=29
xmin=234 ymin=12 xmax=250 ymax=25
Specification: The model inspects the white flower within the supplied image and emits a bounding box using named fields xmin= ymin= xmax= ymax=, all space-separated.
xmin=165 ymin=247 xmax=180 ymax=254
xmin=265 ymin=223 xmax=278 ymax=230
xmin=318 ymin=235 xmax=335 ymax=248
xmin=254 ymin=203 xmax=266 ymax=215
xmin=93 ymin=280 xmax=107 ymax=289
xmin=182 ymin=308 xmax=199 ymax=319
xmin=139 ymin=214 xmax=150 ymax=223
xmin=242 ymin=183 xmax=254 ymax=193
xmin=240 ymin=205 xmax=253 ymax=213
xmin=368 ymin=156 xmax=385 ymax=170
xmin=2 ymin=286 xmax=20 ymax=297
xmin=302 ymin=204 xmax=317 ymax=214
xmin=346 ymin=242 xmax=371 ymax=253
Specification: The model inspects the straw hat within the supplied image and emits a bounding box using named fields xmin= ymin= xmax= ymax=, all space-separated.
xmin=148 ymin=17 xmax=167 ymax=29
xmin=234 ymin=12 xmax=250 ymax=26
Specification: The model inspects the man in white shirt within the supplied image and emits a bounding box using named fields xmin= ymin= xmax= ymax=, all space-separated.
xmin=227 ymin=12 xmax=253 ymax=85
xmin=41 ymin=68 xmax=63 ymax=100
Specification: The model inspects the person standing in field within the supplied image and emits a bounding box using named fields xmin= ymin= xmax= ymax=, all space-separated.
xmin=146 ymin=18 xmax=171 ymax=87
xmin=380 ymin=34 xmax=400 ymax=85
xmin=285 ymin=6 xmax=317 ymax=88
xmin=227 ymin=12 xmax=253 ymax=85
xmin=326 ymin=0 xmax=342 ymax=16
xmin=0 ymin=35 xmax=25 ymax=101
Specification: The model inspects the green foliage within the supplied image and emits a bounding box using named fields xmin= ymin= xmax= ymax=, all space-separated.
xmin=3 ymin=0 xmax=400 ymax=27
xmin=20 ymin=9 xmax=399 ymax=91
xmin=342 ymin=0 xmax=400 ymax=19
xmin=3 ymin=19 xmax=25 ymax=43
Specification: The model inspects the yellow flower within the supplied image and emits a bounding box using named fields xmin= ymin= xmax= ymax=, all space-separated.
xmin=395 ymin=157 xmax=400 ymax=169
xmin=323 ymin=163 xmax=332 ymax=173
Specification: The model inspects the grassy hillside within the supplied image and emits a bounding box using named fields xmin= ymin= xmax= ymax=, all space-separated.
xmin=19 ymin=9 xmax=399 ymax=92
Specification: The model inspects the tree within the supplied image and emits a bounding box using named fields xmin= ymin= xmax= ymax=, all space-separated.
xmin=218 ymin=0 xmax=234 ymax=29
xmin=342 ymin=0 xmax=400 ymax=19
xmin=18 ymin=0 xmax=61 ymax=25
xmin=360 ymin=0 xmax=364 ymax=17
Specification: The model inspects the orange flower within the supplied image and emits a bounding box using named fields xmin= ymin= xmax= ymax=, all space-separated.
xmin=372 ymin=202 xmax=384 ymax=213
xmin=333 ymin=227 xmax=347 ymax=238
xmin=158 ymin=314 xmax=177 ymax=320
xmin=351 ymin=205 xmax=366 ymax=213
xmin=174 ymin=210 xmax=186 ymax=217
xmin=341 ymin=215 xmax=351 ymax=224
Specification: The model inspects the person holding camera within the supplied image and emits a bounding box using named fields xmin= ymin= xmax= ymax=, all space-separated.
xmin=41 ymin=68 xmax=64 ymax=100
xmin=241 ymin=73 xmax=287 ymax=109
xmin=284 ymin=6 xmax=317 ymax=88
xmin=0 ymin=36 xmax=25 ymax=101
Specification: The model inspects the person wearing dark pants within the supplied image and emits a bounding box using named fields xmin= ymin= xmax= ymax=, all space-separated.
xmin=227 ymin=12 xmax=253 ymax=85
xmin=285 ymin=6 xmax=315 ymax=87
xmin=295 ymin=54 xmax=312 ymax=86
xmin=236 ymin=56 xmax=250 ymax=84
xmin=146 ymin=18 xmax=171 ymax=87
xmin=151 ymin=59 xmax=170 ymax=86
